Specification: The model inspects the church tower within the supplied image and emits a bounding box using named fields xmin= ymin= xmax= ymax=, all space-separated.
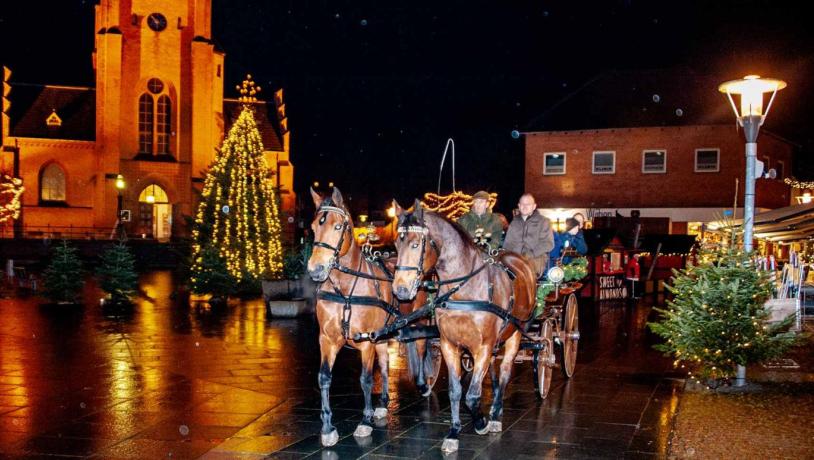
xmin=92 ymin=0 xmax=224 ymax=237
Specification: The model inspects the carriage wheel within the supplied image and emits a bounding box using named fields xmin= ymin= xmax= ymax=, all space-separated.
xmin=423 ymin=340 xmax=444 ymax=392
xmin=559 ymin=294 xmax=580 ymax=378
xmin=532 ymin=320 xmax=554 ymax=399
xmin=460 ymin=350 xmax=474 ymax=374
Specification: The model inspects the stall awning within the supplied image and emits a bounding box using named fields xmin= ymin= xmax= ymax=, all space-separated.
xmin=719 ymin=202 xmax=814 ymax=242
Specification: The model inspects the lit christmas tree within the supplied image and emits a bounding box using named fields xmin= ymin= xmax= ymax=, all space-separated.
xmin=649 ymin=240 xmax=797 ymax=385
xmin=190 ymin=75 xmax=284 ymax=292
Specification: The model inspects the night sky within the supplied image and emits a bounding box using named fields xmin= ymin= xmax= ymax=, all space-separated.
xmin=1 ymin=0 xmax=812 ymax=217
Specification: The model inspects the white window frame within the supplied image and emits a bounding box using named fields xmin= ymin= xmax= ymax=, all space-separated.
xmin=592 ymin=151 xmax=616 ymax=175
xmin=641 ymin=149 xmax=667 ymax=174
xmin=695 ymin=148 xmax=720 ymax=173
xmin=543 ymin=152 xmax=566 ymax=175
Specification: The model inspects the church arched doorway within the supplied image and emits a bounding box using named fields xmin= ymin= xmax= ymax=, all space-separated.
xmin=138 ymin=184 xmax=172 ymax=241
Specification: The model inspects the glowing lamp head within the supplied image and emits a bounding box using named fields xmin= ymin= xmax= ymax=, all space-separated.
xmin=386 ymin=206 xmax=397 ymax=219
xmin=115 ymin=174 xmax=126 ymax=190
xmin=802 ymin=192 xmax=813 ymax=204
xmin=718 ymin=75 xmax=786 ymax=118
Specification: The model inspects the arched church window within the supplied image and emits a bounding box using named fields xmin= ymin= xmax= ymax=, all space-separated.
xmin=156 ymin=95 xmax=171 ymax=155
xmin=138 ymin=94 xmax=154 ymax=154
xmin=40 ymin=163 xmax=66 ymax=202
xmin=138 ymin=79 xmax=172 ymax=157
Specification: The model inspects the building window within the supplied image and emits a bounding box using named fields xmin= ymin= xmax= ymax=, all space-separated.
xmin=695 ymin=148 xmax=720 ymax=173
xmin=592 ymin=151 xmax=615 ymax=174
xmin=642 ymin=150 xmax=666 ymax=173
xmin=776 ymin=160 xmax=785 ymax=179
xmin=543 ymin=152 xmax=566 ymax=175
xmin=40 ymin=163 xmax=66 ymax=202
xmin=137 ymin=79 xmax=172 ymax=156
xmin=138 ymin=94 xmax=154 ymax=154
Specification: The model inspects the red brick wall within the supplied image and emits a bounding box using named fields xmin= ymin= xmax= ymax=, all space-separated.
xmin=524 ymin=125 xmax=794 ymax=210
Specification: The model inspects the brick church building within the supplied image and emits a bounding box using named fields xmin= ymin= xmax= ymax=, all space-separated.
xmin=0 ymin=0 xmax=294 ymax=241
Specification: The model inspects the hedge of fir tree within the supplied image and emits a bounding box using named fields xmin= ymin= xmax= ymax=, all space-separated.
xmin=42 ymin=240 xmax=84 ymax=304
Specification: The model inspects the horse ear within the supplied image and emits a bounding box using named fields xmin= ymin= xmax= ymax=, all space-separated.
xmin=413 ymin=198 xmax=424 ymax=220
xmin=331 ymin=187 xmax=345 ymax=208
xmin=310 ymin=187 xmax=322 ymax=207
xmin=392 ymin=200 xmax=404 ymax=217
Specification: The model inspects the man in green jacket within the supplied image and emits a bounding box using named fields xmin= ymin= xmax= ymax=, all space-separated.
xmin=457 ymin=190 xmax=504 ymax=252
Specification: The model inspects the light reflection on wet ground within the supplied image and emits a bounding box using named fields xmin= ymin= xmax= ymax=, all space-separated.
xmin=0 ymin=271 xmax=682 ymax=459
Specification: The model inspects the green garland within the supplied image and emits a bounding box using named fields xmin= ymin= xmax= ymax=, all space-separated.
xmin=533 ymin=257 xmax=589 ymax=317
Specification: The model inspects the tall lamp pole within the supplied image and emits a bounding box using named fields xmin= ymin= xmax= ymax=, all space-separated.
xmin=115 ymin=174 xmax=126 ymax=240
xmin=718 ymin=75 xmax=786 ymax=387
xmin=718 ymin=75 xmax=786 ymax=252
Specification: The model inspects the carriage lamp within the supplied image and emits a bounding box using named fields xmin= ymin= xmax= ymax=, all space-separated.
xmin=546 ymin=266 xmax=565 ymax=284
xmin=719 ymin=75 xmax=786 ymax=253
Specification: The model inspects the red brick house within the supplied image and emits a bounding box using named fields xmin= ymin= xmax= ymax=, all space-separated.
xmin=523 ymin=70 xmax=797 ymax=234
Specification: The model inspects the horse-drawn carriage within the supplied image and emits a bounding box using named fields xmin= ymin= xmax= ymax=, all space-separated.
xmin=307 ymin=188 xmax=583 ymax=453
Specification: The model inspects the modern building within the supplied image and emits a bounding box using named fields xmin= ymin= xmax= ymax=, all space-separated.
xmin=0 ymin=0 xmax=294 ymax=241
xmin=523 ymin=69 xmax=796 ymax=235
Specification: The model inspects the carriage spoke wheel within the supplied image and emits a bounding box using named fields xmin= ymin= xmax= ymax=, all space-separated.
xmin=532 ymin=319 xmax=554 ymax=399
xmin=559 ymin=293 xmax=579 ymax=378
xmin=461 ymin=350 xmax=474 ymax=374
xmin=424 ymin=340 xmax=443 ymax=392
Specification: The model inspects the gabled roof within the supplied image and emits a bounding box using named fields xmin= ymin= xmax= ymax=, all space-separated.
xmin=525 ymin=69 xmax=734 ymax=132
xmin=10 ymin=83 xmax=96 ymax=141
xmin=223 ymin=99 xmax=284 ymax=152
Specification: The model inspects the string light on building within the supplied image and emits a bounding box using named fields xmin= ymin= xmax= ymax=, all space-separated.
xmin=0 ymin=175 xmax=24 ymax=224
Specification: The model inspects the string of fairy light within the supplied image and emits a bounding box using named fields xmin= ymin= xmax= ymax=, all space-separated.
xmin=784 ymin=178 xmax=814 ymax=189
xmin=0 ymin=175 xmax=24 ymax=224
xmin=422 ymin=190 xmax=497 ymax=220
xmin=190 ymin=75 xmax=283 ymax=282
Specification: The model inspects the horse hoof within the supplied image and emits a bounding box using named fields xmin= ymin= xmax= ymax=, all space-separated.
xmin=321 ymin=429 xmax=339 ymax=447
xmin=474 ymin=420 xmax=489 ymax=435
xmin=353 ymin=424 xmax=373 ymax=438
xmin=441 ymin=438 xmax=459 ymax=453
xmin=418 ymin=384 xmax=431 ymax=397
xmin=422 ymin=388 xmax=432 ymax=397
xmin=487 ymin=421 xmax=503 ymax=433
xmin=373 ymin=407 xmax=388 ymax=419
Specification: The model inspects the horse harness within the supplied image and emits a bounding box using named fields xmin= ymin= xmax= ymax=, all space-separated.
xmin=313 ymin=204 xmax=401 ymax=340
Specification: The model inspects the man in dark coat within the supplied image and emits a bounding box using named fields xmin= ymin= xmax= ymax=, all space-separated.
xmin=457 ymin=190 xmax=504 ymax=252
xmin=502 ymin=193 xmax=554 ymax=277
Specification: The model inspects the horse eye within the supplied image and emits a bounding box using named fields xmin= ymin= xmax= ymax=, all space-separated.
xmin=334 ymin=224 xmax=342 ymax=231
xmin=319 ymin=215 xmax=326 ymax=225
xmin=399 ymin=233 xmax=405 ymax=240
xmin=411 ymin=243 xmax=419 ymax=249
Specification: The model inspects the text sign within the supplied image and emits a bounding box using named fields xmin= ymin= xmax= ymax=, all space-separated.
xmin=598 ymin=275 xmax=628 ymax=300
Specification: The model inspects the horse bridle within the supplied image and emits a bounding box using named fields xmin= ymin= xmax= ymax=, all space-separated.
xmin=313 ymin=205 xmax=351 ymax=270
xmin=395 ymin=223 xmax=439 ymax=299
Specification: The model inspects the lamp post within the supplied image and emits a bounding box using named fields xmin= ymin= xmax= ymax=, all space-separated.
xmin=115 ymin=174 xmax=126 ymax=240
xmin=719 ymin=75 xmax=786 ymax=253
xmin=719 ymin=75 xmax=786 ymax=387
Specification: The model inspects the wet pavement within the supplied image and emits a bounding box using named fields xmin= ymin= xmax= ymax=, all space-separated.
xmin=0 ymin=271 xmax=682 ymax=459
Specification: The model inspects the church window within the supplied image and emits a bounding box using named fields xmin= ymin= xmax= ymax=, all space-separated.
xmin=138 ymin=79 xmax=173 ymax=156
xmin=40 ymin=163 xmax=66 ymax=202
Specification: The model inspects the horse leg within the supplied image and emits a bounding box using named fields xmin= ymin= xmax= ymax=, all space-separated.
xmin=374 ymin=341 xmax=389 ymax=419
xmin=439 ymin=339 xmax=463 ymax=453
xmin=318 ymin=333 xmax=343 ymax=446
xmin=488 ymin=331 xmax=522 ymax=433
xmin=465 ymin=344 xmax=493 ymax=435
xmin=405 ymin=340 xmax=429 ymax=396
xmin=353 ymin=343 xmax=376 ymax=438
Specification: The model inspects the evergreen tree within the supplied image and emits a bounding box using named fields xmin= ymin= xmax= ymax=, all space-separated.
xmin=649 ymin=243 xmax=797 ymax=384
xmin=97 ymin=243 xmax=138 ymax=304
xmin=189 ymin=246 xmax=235 ymax=299
xmin=42 ymin=240 xmax=84 ymax=303
xmin=190 ymin=84 xmax=284 ymax=293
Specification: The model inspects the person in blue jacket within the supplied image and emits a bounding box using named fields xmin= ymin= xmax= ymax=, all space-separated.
xmin=549 ymin=217 xmax=588 ymax=269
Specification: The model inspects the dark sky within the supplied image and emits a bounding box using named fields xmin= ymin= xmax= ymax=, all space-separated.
xmin=1 ymin=1 xmax=812 ymax=216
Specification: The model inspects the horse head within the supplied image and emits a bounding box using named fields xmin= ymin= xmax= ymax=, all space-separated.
xmin=307 ymin=187 xmax=354 ymax=282
xmin=392 ymin=198 xmax=439 ymax=301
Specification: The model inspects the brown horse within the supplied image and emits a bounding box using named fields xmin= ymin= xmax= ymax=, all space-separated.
xmin=307 ymin=188 xmax=431 ymax=447
xmin=392 ymin=200 xmax=537 ymax=453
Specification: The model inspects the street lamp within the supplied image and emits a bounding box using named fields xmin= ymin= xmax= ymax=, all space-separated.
xmin=719 ymin=75 xmax=786 ymax=252
xmin=115 ymin=174 xmax=126 ymax=239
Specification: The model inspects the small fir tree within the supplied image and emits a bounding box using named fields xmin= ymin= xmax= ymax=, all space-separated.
xmin=97 ymin=243 xmax=138 ymax=304
xmin=190 ymin=77 xmax=284 ymax=293
xmin=649 ymin=242 xmax=797 ymax=384
xmin=43 ymin=240 xmax=84 ymax=303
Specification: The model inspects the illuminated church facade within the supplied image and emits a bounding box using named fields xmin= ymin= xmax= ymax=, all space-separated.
xmin=0 ymin=0 xmax=294 ymax=241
